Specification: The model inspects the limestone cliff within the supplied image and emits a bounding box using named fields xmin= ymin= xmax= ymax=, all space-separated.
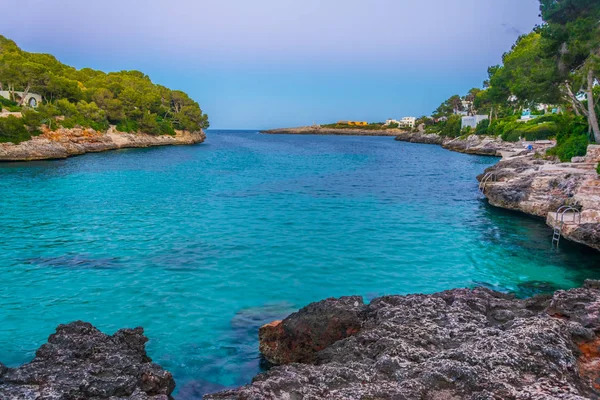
xmin=479 ymin=145 xmax=600 ymax=251
xmin=0 ymin=126 xmax=206 ymax=161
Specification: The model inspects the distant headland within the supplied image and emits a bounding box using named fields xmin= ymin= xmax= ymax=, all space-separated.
xmin=261 ymin=119 xmax=416 ymax=136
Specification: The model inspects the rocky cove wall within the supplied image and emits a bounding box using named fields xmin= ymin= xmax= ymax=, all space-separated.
xmin=396 ymin=131 xmax=600 ymax=251
xmin=394 ymin=131 xmax=547 ymax=157
xmin=0 ymin=126 xmax=206 ymax=161
xmin=479 ymin=146 xmax=600 ymax=251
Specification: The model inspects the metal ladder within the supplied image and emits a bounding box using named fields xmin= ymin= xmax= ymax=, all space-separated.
xmin=479 ymin=172 xmax=496 ymax=195
xmin=552 ymin=205 xmax=582 ymax=249
xmin=552 ymin=227 xmax=562 ymax=247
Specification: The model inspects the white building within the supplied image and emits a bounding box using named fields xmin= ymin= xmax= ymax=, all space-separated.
xmin=0 ymin=91 xmax=42 ymax=108
xmin=399 ymin=117 xmax=416 ymax=128
xmin=461 ymin=115 xmax=488 ymax=130
xmin=385 ymin=119 xmax=400 ymax=126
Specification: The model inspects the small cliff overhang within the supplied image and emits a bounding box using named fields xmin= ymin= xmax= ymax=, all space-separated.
xmin=0 ymin=90 xmax=42 ymax=107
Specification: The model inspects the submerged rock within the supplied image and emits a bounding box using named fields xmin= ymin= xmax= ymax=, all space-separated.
xmin=207 ymin=283 xmax=600 ymax=399
xmin=0 ymin=321 xmax=175 ymax=399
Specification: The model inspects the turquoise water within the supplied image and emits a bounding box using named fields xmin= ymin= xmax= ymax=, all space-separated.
xmin=1 ymin=130 xmax=599 ymax=397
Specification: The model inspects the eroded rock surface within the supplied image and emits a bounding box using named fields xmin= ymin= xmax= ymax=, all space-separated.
xmin=0 ymin=127 xmax=206 ymax=161
xmin=207 ymin=282 xmax=600 ymax=400
xmin=394 ymin=132 xmax=541 ymax=157
xmin=479 ymin=145 xmax=600 ymax=251
xmin=0 ymin=321 xmax=175 ymax=399
xmin=259 ymin=296 xmax=366 ymax=365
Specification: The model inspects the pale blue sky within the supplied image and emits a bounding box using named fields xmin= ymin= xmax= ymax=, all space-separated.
xmin=5 ymin=0 xmax=541 ymax=129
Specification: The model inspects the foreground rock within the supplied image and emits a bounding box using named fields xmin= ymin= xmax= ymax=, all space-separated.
xmin=0 ymin=321 xmax=175 ymax=399
xmin=395 ymin=131 xmax=553 ymax=157
xmin=261 ymin=126 xmax=403 ymax=137
xmin=207 ymin=282 xmax=600 ymax=399
xmin=479 ymin=145 xmax=600 ymax=251
xmin=0 ymin=126 xmax=206 ymax=161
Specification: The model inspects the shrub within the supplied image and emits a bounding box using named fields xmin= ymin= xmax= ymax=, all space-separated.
xmin=503 ymin=130 xmax=522 ymax=142
xmin=546 ymin=115 xmax=590 ymax=162
xmin=0 ymin=116 xmax=32 ymax=144
xmin=0 ymin=96 xmax=17 ymax=107
xmin=522 ymin=122 xmax=558 ymax=141
xmin=534 ymin=114 xmax=560 ymax=124
xmin=475 ymin=119 xmax=490 ymax=135
xmin=156 ymin=116 xmax=175 ymax=135
xmin=116 ymin=119 xmax=139 ymax=133
xmin=440 ymin=115 xmax=461 ymax=138
xmin=597 ymin=162 xmax=600 ymax=175
xmin=547 ymin=134 xmax=588 ymax=162
xmin=139 ymin=112 xmax=160 ymax=134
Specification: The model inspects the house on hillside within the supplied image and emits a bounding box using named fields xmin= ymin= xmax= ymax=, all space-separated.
xmin=0 ymin=91 xmax=42 ymax=108
xmin=461 ymin=115 xmax=488 ymax=130
xmin=399 ymin=117 xmax=416 ymax=129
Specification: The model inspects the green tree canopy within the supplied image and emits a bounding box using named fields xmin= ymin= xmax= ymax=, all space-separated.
xmin=0 ymin=35 xmax=209 ymax=138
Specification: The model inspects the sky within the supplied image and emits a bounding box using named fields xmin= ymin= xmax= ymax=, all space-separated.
xmin=3 ymin=0 xmax=542 ymax=129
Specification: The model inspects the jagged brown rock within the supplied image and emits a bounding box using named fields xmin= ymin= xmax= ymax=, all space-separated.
xmin=0 ymin=321 xmax=175 ymax=399
xmin=206 ymin=282 xmax=600 ymax=400
xmin=259 ymin=296 xmax=366 ymax=365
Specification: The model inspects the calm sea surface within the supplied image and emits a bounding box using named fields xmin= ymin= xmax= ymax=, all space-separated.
xmin=1 ymin=130 xmax=599 ymax=397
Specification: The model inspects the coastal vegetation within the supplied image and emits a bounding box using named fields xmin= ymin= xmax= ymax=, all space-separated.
xmin=0 ymin=35 xmax=209 ymax=144
xmin=321 ymin=122 xmax=399 ymax=130
xmin=424 ymin=0 xmax=600 ymax=162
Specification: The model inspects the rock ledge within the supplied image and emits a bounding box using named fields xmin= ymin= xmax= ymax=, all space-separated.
xmin=207 ymin=282 xmax=600 ymax=399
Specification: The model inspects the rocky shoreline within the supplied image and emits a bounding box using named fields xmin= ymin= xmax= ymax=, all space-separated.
xmin=261 ymin=126 xmax=403 ymax=136
xmin=394 ymin=130 xmax=549 ymax=157
xmin=395 ymin=131 xmax=600 ymax=252
xmin=0 ymin=127 xmax=206 ymax=161
xmin=206 ymin=281 xmax=600 ymax=399
xmin=5 ymin=282 xmax=600 ymax=399
xmin=0 ymin=321 xmax=175 ymax=399
xmin=478 ymin=145 xmax=600 ymax=252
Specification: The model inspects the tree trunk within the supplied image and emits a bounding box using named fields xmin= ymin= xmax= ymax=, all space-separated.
xmin=17 ymin=83 xmax=31 ymax=106
xmin=564 ymin=82 xmax=588 ymax=117
xmin=587 ymin=69 xmax=600 ymax=143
